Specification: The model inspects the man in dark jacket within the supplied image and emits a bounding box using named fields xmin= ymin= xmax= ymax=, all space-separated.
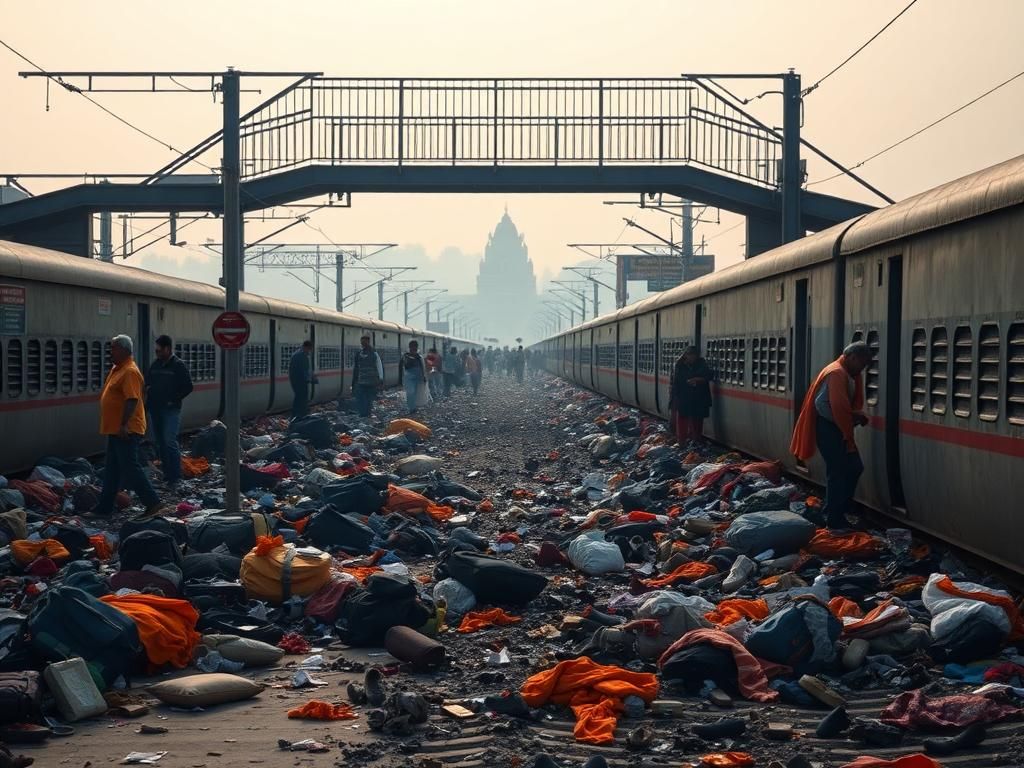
xmin=290 ymin=340 xmax=314 ymax=420
xmin=145 ymin=335 xmax=194 ymax=486
xmin=669 ymin=345 xmax=712 ymax=443
xmin=351 ymin=333 xmax=383 ymax=417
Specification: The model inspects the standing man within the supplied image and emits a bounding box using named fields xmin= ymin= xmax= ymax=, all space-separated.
xmin=791 ymin=341 xmax=873 ymax=530
xmin=145 ymin=335 xmax=193 ymax=487
xmin=402 ymin=340 xmax=427 ymax=414
xmin=442 ymin=345 xmax=459 ymax=398
xmin=94 ymin=335 xmax=165 ymax=518
xmin=466 ymin=348 xmax=482 ymax=395
xmin=425 ymin=346 xmax=442 ymax=401
xmin=513 ymin=345 xmax=526 ymax=383
xmin=351 ymin=332 xmax=384 ymax=417
xmin=669 ymin=346 xmax=712 ymax=443
xmin=289 ymin=341 xmax=314 ymax=420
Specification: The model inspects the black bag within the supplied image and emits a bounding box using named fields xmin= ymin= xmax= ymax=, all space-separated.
xmin=744 ymin=597 xmax=841 ymax=674
xmin=119 ymin=530 xmax=183 ymax=571
xmin=265 ymin=441 xmax=313 ymax=464
xmin=39 ymin=521 xmax=92 ymax=559
xmin=441 ymin=552 xmax=547 ymax=605
xmin=304 ymin=506 xmax=375 ymax=554
xmin=0 ymin=671 xmax=42 ymax=724
xmin=190 ymin=422 xmax=227 ymax=461
xmin=37 ymin=456 xmax=94 ymax=480
xmin=64 ymin=570 xmax=110 ymax=597
xmin=239 ymin=464 xmax=283 ymax=493
xmin=0 ymin=610 xmax=30 ymax=674
xmin=182 ymin=553 xmax=242 ymax=581
xmin=187 ymin=513 xmax=272 ymax=556
xmin=289 ymin=415 xmax=335 ymax=449
xmin=367 ymin=572 xmax=417 ymax=600
xmin=196 ymin=609 xmax=283 ymax=645
xmin=428 ymin=475 xmax=483 ymax=501
xmin=321 ymin=474 xmax=390 ymax=514
xmin=119 ymin=517 xmax=188 ymax=548
xmin=183 ymin=580 xmax=246 ymax=606
xmin=28 ymin=586 xmax=142 ymax=689
xmin=335 ymin=588 xmax=432 ymax=647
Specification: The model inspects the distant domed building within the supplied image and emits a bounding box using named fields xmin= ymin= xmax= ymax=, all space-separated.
xmin=475 ymin=209 xmax=537 ymax=343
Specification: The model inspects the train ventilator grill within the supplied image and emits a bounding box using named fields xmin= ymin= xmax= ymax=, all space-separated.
xmin=76 ymin=341 xmax=89 ymax=392
xmin=6 ymin=340 xmax=22 ymax=398
xmin=637 ymin=342 xmax=655 ymax=375
xmin=865 ymin=330 xmax=879 ymax=405
xmin=44 ymin=340 xmax=58 ymax=395
xmin=26 ymin=339 xmax=40 ymax=397
xmin=1008 ymin=322 xmax=1024 ymax=426
xmin=777 ymin=336 xmax=788 ymax=392
xmin=930 ymin=326 xmax=949 ymax=415
xmin=911 ymin=328 xmax=927 ymax=412
xmin=952 ymin=325 xmax=973 ymax=418
xmin=59 ymin=340 xmax=72 ymax=394
xmin=617 ymin=344 xmax=634 ymax=371
xmin=244 ymin=344 xmax=270 ymax=379
xmin=90 ymin=342 xmax=103 ymax=391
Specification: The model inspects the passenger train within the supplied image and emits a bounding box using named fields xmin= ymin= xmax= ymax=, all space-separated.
xmin=0 ymin=241 xmax=471 ymax=474
xmin=536 ymin=154 xmax=1024 ymax=574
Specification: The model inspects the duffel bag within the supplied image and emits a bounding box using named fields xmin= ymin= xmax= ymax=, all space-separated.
xmin=321 ymin=473 xmax=390 ymax=515
xmin=305 ymin=580 xmax=357 ymax=624
xmin=304 ymin=506 xmax=375 ymax=554
xmin=39 ymin=521 xmax=92 ymax=559
xmin=744 ymin=597 xmax=840 ymax=674
xmin=28 ymin=586 xmax=142 ymax=690
xmin=187 ymin=512 xmax=273 ymax=556
xmin=119 ymin=517 xmax=188 ymax=548
xmin=0 ymin=671 xmax=42 ymax=724
xmin=182 ymin=553 xmax=242 ymax=581
xmin=119 ymin=530 xmax=183 ymax=571
xmin=441 ymin=551 xmax=547 ymax=605
xmin=335 ymin=588 xmax=432 ymax=647
xmin=240 ymin=544 xmax=331 ymax=604
xmin=196 ymin=609 xmax=283 ymax=645
xmin=289 ymin=415 xmax=336 ymax=449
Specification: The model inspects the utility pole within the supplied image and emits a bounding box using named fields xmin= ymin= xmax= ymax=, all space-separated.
xmin=222 ymin=68 xmax=242 ymax=514
xmin=682 ymin=200 xmax=694 ymax=263
xmin=782 ymin=69 xmax=802 ymax=244
xmin=403 ymin=292 xmax=409 ymax=324
xmin=335 ymin=253 xmax=344 ymax=312
xmin=377 ymin=280 xmax=385 ymax=320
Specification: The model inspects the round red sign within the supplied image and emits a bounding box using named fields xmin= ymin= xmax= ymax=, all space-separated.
xmin=211 ymin=311 xmax=251 ymax=349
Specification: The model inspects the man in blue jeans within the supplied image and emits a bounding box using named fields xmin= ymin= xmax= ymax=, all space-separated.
xmin=145 ymin=334 xmax=193 ymax=488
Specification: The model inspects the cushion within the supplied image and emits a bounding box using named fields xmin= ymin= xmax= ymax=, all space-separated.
xmin=200 ymin=635 xmax=285 ymax=667
xmin=147 ymin=673 xmax=263 ymax=707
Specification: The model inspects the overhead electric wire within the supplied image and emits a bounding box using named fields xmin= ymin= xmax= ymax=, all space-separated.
xmin=809 ymin=68 xmax=1024 ymax=186
xmin=0 ymin=37 xmax=214 ymax=171
xmin=803 ymin=0 xmax=919 ymax=96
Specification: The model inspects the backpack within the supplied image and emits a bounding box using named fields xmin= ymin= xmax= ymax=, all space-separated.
xmin=28 ymin=586 xmax=142 ymax=690
xmin=39 ymin=521 xmax=92 ymax=559
xmin=321 ymin=474 xmax=390 ymax=515
xmin=335 ymin=586 xmax=432 ymax=647
xmin=440 ymin=551 xmax=548 ymax=605
xmin=182 ymin=553 xmax=242 ymax=581
xmin=0 ymin=610 xmax=31 ymax=674
xmin=187 ymin=513 xmax=272 ymax=556
xmin=744 ymin=597 xmax=841 ymax=674
xmin=304 ymin=506 xmax=376 ymax=554
xmin=289 ymin=415 xmax=335 ymax=449
xmin=119 ymin=517 xmax=189 ymax=548
xmin=119 ymin=530 xmax=184 ymax=571
xmin=0 ymin=671 xmax=43 ymax=724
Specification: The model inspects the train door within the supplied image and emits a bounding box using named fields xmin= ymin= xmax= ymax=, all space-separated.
xmin=886 ymin=256 xmax=906 ymax=508
xmin=793 ymin=279 xmax=810 ymax=419
xmin=267 ymin=320 xmax=277 ymax=411
xmin=654 ymin=312 xmax=662 ymax=413
xmin=308 ymin=324 xmax=317 ymax=403
xmin=137 ymin=303 xmax=151 ymax=367
xmin=633 ymin=318 xmax=641 ymax=405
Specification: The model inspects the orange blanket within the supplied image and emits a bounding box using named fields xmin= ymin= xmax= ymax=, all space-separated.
xmin=839 ymin=756 xmax=942 ymax=768
xmin=805 ymin=529 xmax=883 ymax=559
xmin=287 ymin=700 xmax=358 ymax=720
xmin=643 ymin=561 xmax=716 ymax=588
xmin=458 ymin=608 xmax=521 ymax=633
xmin=11 ymin=539 xmax=70 ymax=565
xmin=701 ymin=753 xmax=755 ymax=768
xmin=704 ymin=599 xmax=769 ymax=627
xmin=100 ymin=594 xmax=200 ymax=670
xmin=829 ymin=596 xmax=864 ymax=620
xmin=521 ymin=657 xmax=659 ymax=744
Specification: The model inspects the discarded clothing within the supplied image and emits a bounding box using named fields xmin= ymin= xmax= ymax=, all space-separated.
xmin=704 ymin=598 xmax=769 ymax=627
xmin=840 ymin=756 xmax=943 ymax=768
xmin=180 ymin=456 xmax=211 ymax=478
xmin=89 ymin=534 xmax=113 ymax=561
xmin=100 ymin=594 xmax=200 ymax=670
xmin=11 ymin=539 xmax=70 ymax=565
xmin=829 ymin=596 xmax=864 ymax=620
xmin=881 ymin=689 xmax=1022 ymax=730
xmin=253 ymin=534 xmax=285 ymax=556
xmin=458 ymin=608 xmax=521 ymax=633
xmin=521 ymin=657 xmax=659 ymax=744
xmin=806 ymin=529 xmax=884 ymax=559
xmin=925 ymin=574 xmax=1024 ymax=640
xmin=643 ymin=561 xmax=716 ymax=587
xmin=843 ymin=599 xmax=912 ymax=639
xmin=287 ymin=700 xmax=358 ymax=720
xmin=659 ymin=628 xmax=778 ymax=702
xmin=701 ymin=754 xmax=755 ymax=768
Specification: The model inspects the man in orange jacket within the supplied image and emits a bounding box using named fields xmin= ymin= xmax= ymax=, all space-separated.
xmin=790 ymin=341 xmax=873 ymax=530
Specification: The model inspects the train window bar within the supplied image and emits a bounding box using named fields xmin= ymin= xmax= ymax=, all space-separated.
xmin=952 ymin=326 xmax=972 ymax=419
xmin=910 ymin=328 xmax=927 ymax=412
xmin=26 ymin=339 xmax=41 ymax=397
xmin=60 ymin=340 xmax=73 ymax=395
xmin=865 ymin=330 xmax=880 ymax=406
xmin=6 ymin=340 xmax=21 ymax=399
xmin=76 ymin=341 xmax=89 ymax=392
xmin=929 ymin=326 xmax=949 ymax=416
xmin=1007 ymin=322 xmax=1024 ymax=426
xmin=90 ymin=341 xmax=103 ymax=391
xmin=44 ymin=340 xmax=58 ymax=395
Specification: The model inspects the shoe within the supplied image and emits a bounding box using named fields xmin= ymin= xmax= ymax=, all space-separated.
xmin=364 ymin=667 xmax=387 ymax=707
xmin=842 ymin=638 xmax=870 ymax=670
xmin=707 ymin=688 xmax=733 ymax=708
xmin=583 ymin=606 xmax=625 ymax=627
xmin=346 ymin=682 xmax=367 ymax=705
xmin=723 ymin=555 xmax=756 ymax=593
xmin=692 ymin=717 xmax=747 ymax=740
xmin=484 ymin=691 xmax=532 ymax=719
xmin=848 ymin=717 xmax=903 ymax=747
xmin=626 ymin=726 xmax=653 ymax=751
xmin=814 ymin=706 xmax=851 ymax=738
xmin=395 ymin=691 xmax=429 ymax=724
xmin=798 ymin=675 xmax=847 ymax=709
xmin=923 ymin=723 xmax=987 ymax=756
xmin=661 ymin=551 xmax=692 ymax=574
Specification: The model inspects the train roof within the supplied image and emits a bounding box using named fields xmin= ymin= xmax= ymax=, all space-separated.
xmin=0 ymin=239 xmax=438 ymax=338
xmin=841 ymin=153 xmax=1024 ymax=254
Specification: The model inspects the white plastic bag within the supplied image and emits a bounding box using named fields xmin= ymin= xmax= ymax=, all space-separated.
xmin=433 ymin=578 xmax=476 ymax=619
xmin=567 ymin=531 xmax=625 ymax=575
xmin=922 ymin=573 xmax=1012 ymax=642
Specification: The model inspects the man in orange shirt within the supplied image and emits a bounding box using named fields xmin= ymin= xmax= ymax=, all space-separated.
xmin=791 ymin=341 xmax=872 ymax=530
xmin=94 ymin=334 xmax=165 ymax=518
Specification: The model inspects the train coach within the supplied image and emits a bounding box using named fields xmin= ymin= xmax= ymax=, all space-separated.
xmin=538 ymin=153 xmax=1024 ymax=574
xmin=0 ymin=241 xmax=470 ymax=472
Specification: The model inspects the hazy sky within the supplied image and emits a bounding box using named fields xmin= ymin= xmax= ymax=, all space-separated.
xmin=2 ymin=0 xmax=1022 ymax=322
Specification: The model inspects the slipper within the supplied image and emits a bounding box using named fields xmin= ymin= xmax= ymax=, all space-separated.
xmin=43 ymin=717 xmax=75 ymax=737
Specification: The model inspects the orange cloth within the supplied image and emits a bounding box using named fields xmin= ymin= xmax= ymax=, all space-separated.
xmin=891 ymin=575 xmax=927 ymax=596
xmin=829 ymin=596 xmax=864 ymax=620
xmin=934 ymin=575 xmax=1024 ymax=640
xmin=840 ymin=756 xmax=942 ymax=768
xmin=287 ymin=700 xmax=358 ymax=720
xmin=701 ymin=753 xmax=756 ymax=768
xmin=341 ymin=565 xmax=382 ymax=584
xmin=181 ymin=456 xmax=210 ymax=478
xmin=99 ymin=359 xmax=147 ymax=436
xmin=805 ymin=529 xmax=883 ymax=559
xmin=791 ymin=355 xmax=864 ymax=460
xmin=292 ymin=516 xmax=310 ymax=534
xmin=521 ymin=657 xmax=659 ymax=744
xmin=100 ymin=594 xmax=200 ymax=670
xmin=478 ymin=499 xmax=494 ymax=513
xmin=254 ymin=534 xmax=285 ymax=556
xmin=643 ymin=561 xmax=717 ymax=588
xmin=11 ymin=539 xmax=70 ymax=565
xmin=704 ymin=599 xmax=769 ymax=627
xmin=89 ymin=534 xmax=113 ymax=561
xmin=384 ymin=418 xmax=431 ymax=439
xmin=458 ymin=608 xmax=521 ymax=633
xmin=425 ymin=503 xmax=455 ymax=523
xmin=385 ymin=484 xmax=432 ymax=515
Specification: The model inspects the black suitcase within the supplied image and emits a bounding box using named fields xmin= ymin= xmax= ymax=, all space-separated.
xmin=304 ymin=506 xmax=376 ymax=554
xmin=442 ymin=551 xmax=548 ymax=605
xmin=0 ymin=671 xmax=42 ymax=724
xmin=119 ymin=530 xmax=183 ymax=571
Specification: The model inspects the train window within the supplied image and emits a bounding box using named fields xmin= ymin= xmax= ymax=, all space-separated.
xmin=6 ymin=340 xmax=22 ymax=398
xmin=103 ymin=341 xmax=112 ymax=374
xmin=929 ymin=326 xmax=949 ymax=416
xmin=910 ymin=328 xmax=927 ymax=412
xmin=952 ymin=326 xmax=972 ymax=419
xmin=777 ymin=336 xmax=788 ymax=392
xmin=60 ymin=340 xmax=73 ymax=394
xmin=977 ymin=323 xmax=1000 ymax=422
xmin=865 ymin=330 xmax=880 ymax=406
xmin=736 ymin=338 xmax=746 ymax=386
xmin=660 ymin=339 xmax=688 ymax=375
xmin=596 ymin=344 xmax=615 ymax=369
xmin=243 ymin=344 xmax=270 ymax=379
xmin=76 ymin=341 xmax=89 ymax=392
xmin=767 ymin=337 xmax=778 ymax=390
xmin=705 ymin=339 xmax=720 ymax=379
xmin=617 ymin=344 xmax=634 ymax=370
xmin=579 ymin=344 xmax=592 ymax=366
xmin=637 ymin=342 xmax=655 ymax=375
xmin=26 ymin=339 xmax=41 ymax=396
xmin=317 ymin=346 xmax=341 ymax=370
xmin=758 ymin=337 xmax=770 ymax=389
xmin=750 ymin=338 xmax=759 ymax=388
xmin=1007 ymin=323 xmax=1024 ymax=426
xmin=282 ymin=344 xmax=300 ymax=373
xmin=43 ymin=340 xmax=58 ymax=395
xmin=90 ymin=341 xmax=103 ymax=390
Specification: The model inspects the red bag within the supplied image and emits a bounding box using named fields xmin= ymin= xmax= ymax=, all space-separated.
xmin=304 ymin=579 xmax=357 ymax=624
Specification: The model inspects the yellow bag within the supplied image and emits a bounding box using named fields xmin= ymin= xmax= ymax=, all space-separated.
xmin=385 ymin=418 xmax=432 ymax=439
xmin=240 ymin=544 xmax=332 ymax=604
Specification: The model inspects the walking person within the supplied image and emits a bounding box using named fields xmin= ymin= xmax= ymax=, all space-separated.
xmin=425 ymin=346 xmax=442 ymax=401
xmin=791 ymin=341 xmax=873 ymax=530
xmin=466 ymin=348 xmax=482 ymax=395
xmin=442 ymin=345 xmax=459 ymax=398
xmin=402 ymin=340 xmax=427 ymax=414
xmin=669 ymin=345 xmax=712 ymax=443
xmin=289 ymin=341 xmax=315 ymax=420
xmin=351 ymin=333 xmax=384 ymax=417
xmin=513 ymin=345 xmax=526 ymax=383
xmin=145 ymin=335 xmax=193 ymax=487
xmin=94 ymin=335 xmax=166 ymax=519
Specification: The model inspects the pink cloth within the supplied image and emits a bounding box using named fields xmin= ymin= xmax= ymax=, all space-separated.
xmin=658 ymin=628 xmax=778 ymax=703
xmin=881 ymin=689 xmax=1022 ymax=730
